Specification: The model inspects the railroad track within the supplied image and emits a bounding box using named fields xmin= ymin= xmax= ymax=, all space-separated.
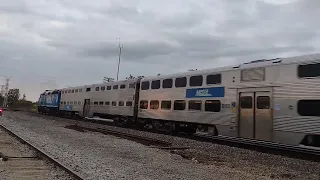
xmin=7 ymin=109 xmax=320 ymax=161
xmin=0 ymin=124 xmax=86 ymax=180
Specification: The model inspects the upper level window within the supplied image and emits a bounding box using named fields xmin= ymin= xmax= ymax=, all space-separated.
xmin=129 ymin=83 xmax=135 ymax=88
xmin=113 ymin=85 xmax=118 ymax=90
xmin=141 ymin=81 xmax=150 ymax=90
xmin=120 ymin=84 xmax=126 ymax=89
xmin=175 ymin=77 xmax=187 ymax=88
xmin=298 ymin=63 xmax=320 ymax=78
xmin=106 ymin=86 xmax=111 ymax=90
xmin=162 ymin=79 xmax=173 ymax=88
xmin=207 ymin=74 xmax=221 ymax=84
xmin=151 ymin=80 xmax=160 ymax=89
xmin=190 ymin=75 xmax=203 ymax=87
xmin=101 ymin=87 xmax=105 ymax=91
xmin=95 ymin=87 xmax=99 ymax=91
xmin=71 ymin=90 xmax=75 ymax=93
xmin=86 ymin=88 xmax=91 ymax=92
xmin=75 ymin=89 xmax=78 ymax=93
xmin=298 ymin=100 xmax=320 ymax=116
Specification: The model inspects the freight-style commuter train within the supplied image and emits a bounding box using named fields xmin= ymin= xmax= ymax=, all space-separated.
xmin=38 ymin=53 xmax=320 ymax=148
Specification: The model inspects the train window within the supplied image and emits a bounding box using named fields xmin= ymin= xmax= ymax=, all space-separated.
xmin=60 ymin=102 xmax=63 ymax=105
xmin=65 ymin=90 xmax=68 ymax=94
xmin=78 ymin=101 xmax=81 ymax=105
xmin=79 ymin=89 xmax=82 ymax=92
xmin=113 ymin=85 xmax=118 ymax=90
xmin=150 ymin=100 xmax=159 ymax=109
xmin=151 ymin=80 xmax=160 ymax=89
xmin=129 ymin=83 xmax=135 ymax=88
xmin=86 ymin=88 xmax=91 ymax=92
xmin=298 ymin=63 xmax=320 ymax=78
xmin=205 ymin=100 xmax=221 ymax=112
xmin=72 ymin=90 xmax=75 ymax=93
xmin=105 ymin=101 xmax=110 ymax=105
xmin=161 ymin=101 xmax=171 ymax=110
xmin=68 ymin=90 xmax=71 ymax=93
xmin=207 ymin=74 xmax=221 ymax=84
xmin=298 ymin=100 xmax=320 ymax=116
xmin=175 ymin=77 xmax=187 ymax=88
xmin=101 ymin=87 xmax=105 ymax=91
xmin=174 ymin=100 xmax=186 ymax=110
xmin=106 ymin=86 xmax=111 ymax=90
xmin=99 ymin=101 xmax=104 ymax=105
xmin=95 ymin=87 xmax=100 ymax=91
xmin=240 ymin=96 xmax=252 ymax=109
xmin=119 ymin=101 xmax=124 ymax=106
xmin=257 ymin=96 xmax=270 ymax=109
xmin=75 ymin=89 xmax=78 ymax=93
xmin=64 ymin=102 xmax=66 ymax=105
xmin=140 ymin=100 xmax=148 ymax=109
xmin=190 ymin=75 xmax=203 ymax=87
xmin=126 ymin=101 xmax=132 ymax=106
xmin=94 ymin=101 xmax=98 ymax=105
xmin=74 ymin=101 xmax=77 ymax=105
xmin=112 ymin=101 xmax=117 ymax=106
xmin=141 ymin=81 xmax=150 ymax=90
xmin=120 ymin=84 xmax=126 ymax=89
xmin=189 ymin=100 xmax=202 ymax=110
xmin=162 ymin=79 xmax=173 ymax=88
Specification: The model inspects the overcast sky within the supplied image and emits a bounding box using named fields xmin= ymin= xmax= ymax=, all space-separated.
xmin=0 ymin=0 xmax=319 ymax=101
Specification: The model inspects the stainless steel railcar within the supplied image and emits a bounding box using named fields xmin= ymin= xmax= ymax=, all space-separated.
xmin=52 ymin=53 xmax=320 ymax=148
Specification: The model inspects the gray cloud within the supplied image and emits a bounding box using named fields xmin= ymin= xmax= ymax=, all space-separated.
xmin=0 ymin=0 xmax=320 ymax=101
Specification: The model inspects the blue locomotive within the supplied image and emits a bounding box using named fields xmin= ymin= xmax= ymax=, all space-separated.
xmin=37 ymin=89 xmax=61 ymax=114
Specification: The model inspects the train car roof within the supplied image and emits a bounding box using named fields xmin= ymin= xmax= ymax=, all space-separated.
xmin=60 ymin=79 xmax=138 ymax=90
xmin=141 ymin=53 xmax=320 ymax=81
xmin=56 ymin=53 xmax=320 ymax=89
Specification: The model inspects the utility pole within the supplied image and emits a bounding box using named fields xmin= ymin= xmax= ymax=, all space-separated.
xmin=116 ymin=37 xmax=123 ymax=81
xmin=0 ymin=85 xmax=4 ymax=95
xmin=3 ymin=76 xmax=11 ymax=107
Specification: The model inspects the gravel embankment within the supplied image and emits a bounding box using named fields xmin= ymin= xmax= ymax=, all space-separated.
xmin=2 ymin=111 xmax=320 ymax=180
xmin=0 ymin=123 xmax=74 ymax=180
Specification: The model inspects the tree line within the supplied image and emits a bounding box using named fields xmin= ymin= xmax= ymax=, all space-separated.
xmin=0 ymin=89 xmax=36 ymax=110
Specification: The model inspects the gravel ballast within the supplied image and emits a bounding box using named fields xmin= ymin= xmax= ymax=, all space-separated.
xmin=1 ymin=111 xmax=320 ymax=180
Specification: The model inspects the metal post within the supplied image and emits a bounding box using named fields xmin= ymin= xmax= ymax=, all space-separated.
xmin=116 ymin=38 xmax=123 ymax=81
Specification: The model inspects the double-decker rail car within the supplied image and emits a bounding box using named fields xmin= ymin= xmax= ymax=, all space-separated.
xmin=59 ymin=79 xmax=137 ymax=124
xmin=38 ymin=53 xmax=320 ymax=148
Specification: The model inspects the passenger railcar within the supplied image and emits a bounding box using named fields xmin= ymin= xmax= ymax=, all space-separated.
xmin=38 ymin=53 xmax=320 ymax=148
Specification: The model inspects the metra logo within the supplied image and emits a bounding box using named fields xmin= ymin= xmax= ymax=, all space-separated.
xmin=195 ymin=89 xmax=212 ymax=97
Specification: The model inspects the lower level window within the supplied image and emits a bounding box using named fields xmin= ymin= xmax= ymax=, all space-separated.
xmin=205 ymin=100 xmax=221 ymax=112
xmin=174 ymin=100 xmax=186 ymax=110
xmin=140 ymin=100 xmax=148 ymax=109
